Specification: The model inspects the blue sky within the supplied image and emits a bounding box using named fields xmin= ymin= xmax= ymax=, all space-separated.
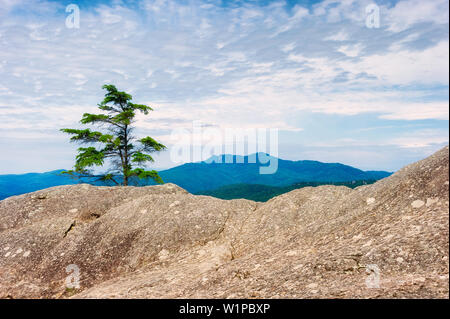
xmin=0 ymin=0 xmax=448 ymax=173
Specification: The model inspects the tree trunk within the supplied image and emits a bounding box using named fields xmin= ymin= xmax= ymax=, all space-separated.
xmin=123 ymin=125 xmax=128 ymax=186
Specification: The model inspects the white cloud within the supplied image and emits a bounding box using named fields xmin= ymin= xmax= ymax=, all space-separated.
xmin=0 ymin=0 xmax=448 ymax=173
xmin=97 ymin=7 xmax=123 ymax=24
xmin=337 ymin=43 xmax=363 ymax=57
xmin=281 ymin=42 xmax=295 ymax=53
xmin=272 ymin=4 xmax=309 ymax=36
xmin=143 ymin=0 xmax=167 ymax=13
xmin=389 ymin=129 xmax=449 ymax=148
xmin=345 ymin=40 xmax=449 ymax=85
xmin=324 ymin=30 xmax=349 ymax=41
xmin=379 ymin=102 xmax=449 ymax=121
xmin=386 ymin=0 xmax=449 ymax=32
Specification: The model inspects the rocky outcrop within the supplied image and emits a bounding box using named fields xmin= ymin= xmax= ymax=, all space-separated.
xmin=0 ymin=147 xmax=448 ymax=298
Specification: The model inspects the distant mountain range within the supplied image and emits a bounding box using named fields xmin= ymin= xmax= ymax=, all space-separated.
xmin=0 ymin=170 xmax=72 ymax=200
xmin=0 ymin=153 xmax=391 ymax=200
xmin=158 ymin=153 xmax=391 ymax=193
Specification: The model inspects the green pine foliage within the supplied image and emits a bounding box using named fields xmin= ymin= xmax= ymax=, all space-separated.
xmin=61 ymin=84 xmax=166 ymax=186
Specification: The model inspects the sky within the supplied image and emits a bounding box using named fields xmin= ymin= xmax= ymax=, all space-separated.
xmin=0 ymin=0 xmax=448 ymax=174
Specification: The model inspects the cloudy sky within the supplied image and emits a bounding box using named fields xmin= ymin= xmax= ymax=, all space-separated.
xmin=0 ymin=0 xmax=448 ymax=173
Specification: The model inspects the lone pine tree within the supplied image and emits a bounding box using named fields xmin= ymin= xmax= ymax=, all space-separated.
xmin=61 ymin=84 xmax=166 ymax=186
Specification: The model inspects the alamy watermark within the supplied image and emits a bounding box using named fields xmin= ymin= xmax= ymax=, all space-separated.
xmin=65 ymin=4 xmax=80 ymax=29
xmin=365 ymin=264 xmax=380 ymax=288
xmin=365 ymin=4 xmax=380 ymax=28
xmin=170 ymin=121 xmax=279 ymax=174
xmin=65 ymin=264 xmax=80 ymax=289
xmin=64 ymin=3 xmax=381 ymax=30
